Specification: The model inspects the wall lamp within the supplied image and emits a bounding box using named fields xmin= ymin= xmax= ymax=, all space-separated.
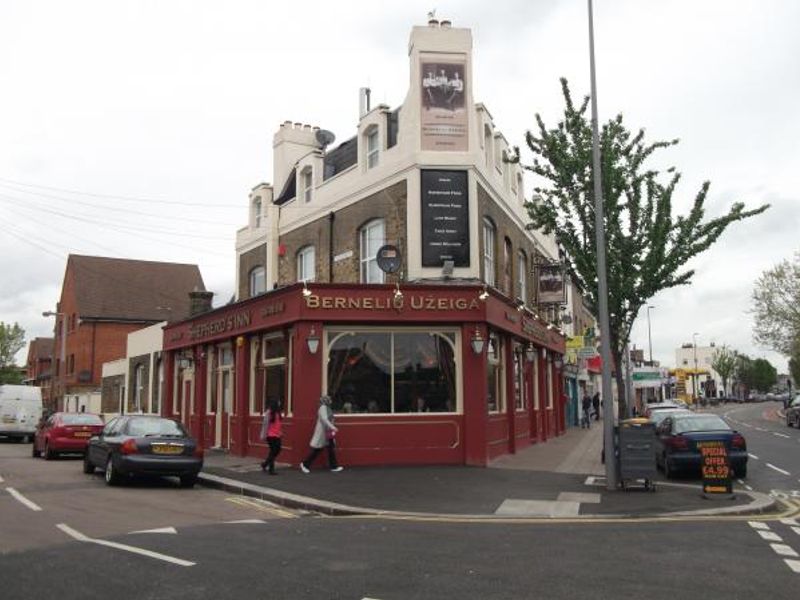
xmin=394 ymin=281 xmax=403 ymax=300
xmin=525 ymin=343 xmax=536 ymax=363
xmin=176 ymin=353 xmax=193 ymax=369
xmin=302 ymin=281 xmax=312 ymax=298
xmin=553 ymin=356 xmax=564 ymax=369
xmin=470 ymin=327 xmax=485 ymax=355
xmin=478 ymin=285 xmax=489 ymax=301
xmin=306 ymin=326 xmax=320 ymax=354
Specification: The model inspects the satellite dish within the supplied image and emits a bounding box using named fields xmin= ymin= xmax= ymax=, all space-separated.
xmin=315 ymin=129 xmax=336 ymax=149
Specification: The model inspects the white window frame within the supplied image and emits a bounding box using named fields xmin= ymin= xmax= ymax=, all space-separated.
xmin=483 ymin=218 xmax=496 ymax=287
xmin=517 ymin=250 xmax=527 ymax=304
xmin=366 ymin=127 xmax=379 ymax=169
xmin=297 ymin=246 xmax=315 ymax=283
xmin=487 ymin=333 xmax=504 ymax=413
xmin=249 ymin=266 xmax=266 ymax=297
xmin=302 ymin=167 xmax=313 ymax=203
xmin=546 ymin=358 xmax=554 ymax=409
xmin=360 ymin=219 xmax=385 ymax=283
xmin=133 ymin=364 xmax=144 ymax=413
xmin=253 ymin=196 xmax=262 ymax=228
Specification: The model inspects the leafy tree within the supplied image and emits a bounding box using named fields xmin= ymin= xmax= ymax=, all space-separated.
xmin=513 ymin=79 xmax=769 ymax=418
xmin=746 ymin=358 xmax=778 ymax=393
xmin=710 ymin=345 xmax=737 ymax=396
xmin=752 ymin=252 xmax=800 ymax=355
xmin=0 ymin=322 xmax=25 ymax=385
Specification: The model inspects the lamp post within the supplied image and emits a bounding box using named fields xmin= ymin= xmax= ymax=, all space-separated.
xmin=646 ymin=305 xmax=655 ymax=364
xmin=692 ymin=332 xmax=700 ymax=409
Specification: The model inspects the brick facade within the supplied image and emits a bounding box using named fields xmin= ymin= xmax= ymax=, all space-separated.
xmin=277 ymin=180 xmax=407 ymax=285
xmin=238 ymin=244 xmax=267 ymax=300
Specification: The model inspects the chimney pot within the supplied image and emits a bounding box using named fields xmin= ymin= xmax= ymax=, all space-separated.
xmin=440 ymin=19 xmax=452 ymax=28
xmin=428 ymin=18 xmax=439 ymax=27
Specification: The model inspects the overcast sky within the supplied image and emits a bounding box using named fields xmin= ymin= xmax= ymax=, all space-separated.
xmin=1 ymin=0 xmax=798 ymax=372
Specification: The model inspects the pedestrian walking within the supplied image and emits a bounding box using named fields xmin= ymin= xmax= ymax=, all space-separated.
xmin=300 ymin=395 xmax=343 ymax=473
xmin=581 ymin=393 xmax=592 ymax=429
xmin=259 ymin=398 xmax=283 ymax=475
xmin=592 ymin=392 xmax=601 ymax=421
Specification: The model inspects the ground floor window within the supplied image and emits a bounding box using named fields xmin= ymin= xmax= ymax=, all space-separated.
xmin=487 ymin=333 xmax=504 ymax=412
xmin=250 ymin=331 xmax=291 ymax=415
xmin=326 ymin=329 xmax=457 ymax=414
xmin=513 ymin=345 xmax=526 ymax=411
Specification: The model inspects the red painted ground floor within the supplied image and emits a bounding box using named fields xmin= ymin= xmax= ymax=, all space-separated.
xmin=162 ymin=283 xmax=567 ymax=467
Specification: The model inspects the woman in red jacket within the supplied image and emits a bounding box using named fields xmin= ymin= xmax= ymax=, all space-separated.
xmin=260 ymin=398 xmax=283 ymax=475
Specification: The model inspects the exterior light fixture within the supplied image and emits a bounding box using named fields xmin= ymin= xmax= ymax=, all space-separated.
xmin=516 ymin=300 xmax=525 ymax=312
xmin=553 ymin=356 xmax=564 ymax=369
xmin=306 ymin=326 xmax=320 ymax=355
xmin=302 ymin=281 xmax=312 ymax=298
xmin=394 ymin=281 xmax=403 ymax=300
xmin=177 ymin=353 xmax=193 ymax=370
xmin=525 ymin=343 xmax=536 ymax=362
xmin=470 ymin=327 xmax=485 ymax=355
xmin=478 ymin=285 xmax=489 ymax=301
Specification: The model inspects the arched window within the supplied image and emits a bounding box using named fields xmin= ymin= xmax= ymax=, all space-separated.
xmin=482 ymin=218 xmax=496 ymax=286
xmin=249 ymin=266 xmax=266 ymax=297
xmin=253 ymin=196 xmax=262 ymax=228
xmin=360 ymin=219 xmax=385 ymax=283
xmin=297 ymin=246 xmax=316 ymax=282
xmin=503 ymin=237 xmax=513 ymax=295
xmin=365 ymin=126 xmax=379 ymax=169
xmin=517 ymin=250 xmax=528 ymax=303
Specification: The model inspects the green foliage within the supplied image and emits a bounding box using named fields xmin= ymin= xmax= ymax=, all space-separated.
xmin=735 ymin=354 xmax=777 ymax=393
xmin=513 ymin=78 xmax=769 ymax=413
xmin=0 ymin=322 xmax=25 ymax=369
xmin=0 ymin=366 xmax=24 ymax=385
xmin=789 ymin=356 xmax=800 ymax=389
xmin=710 ymin=345 xmax=737 ymax=395
xmin=752 ymin=252 xmax=800 ymax=355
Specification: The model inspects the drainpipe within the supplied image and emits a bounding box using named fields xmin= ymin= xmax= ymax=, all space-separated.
xmin=328 ymin=211 xmax=335 ymax=282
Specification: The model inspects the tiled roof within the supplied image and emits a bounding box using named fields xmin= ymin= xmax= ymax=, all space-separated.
xmin=30 ymin=338 xmax=54 ymax=360
xmin=66 ymin=255 xmax=205 ymax=323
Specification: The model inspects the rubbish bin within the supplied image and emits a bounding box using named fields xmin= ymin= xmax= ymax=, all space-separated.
xmin=616 ymin=418 xmax=657 ymax=491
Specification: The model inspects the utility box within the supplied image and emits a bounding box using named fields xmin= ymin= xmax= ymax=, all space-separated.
xmin=617 ymin=419 xmax=657 ymax=491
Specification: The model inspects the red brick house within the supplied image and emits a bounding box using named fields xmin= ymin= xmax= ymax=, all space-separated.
xmin=49 ymin=255 xmax=206 ymax=411
xmin=24 ymin=337 xmax=54 ymax=408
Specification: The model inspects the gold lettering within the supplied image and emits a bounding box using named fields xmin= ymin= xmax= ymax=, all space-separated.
xmin=335 ymin=298 xmax=346 ymax=309
xmin=437 ymin=298 xmax=448 ymax=310
xmin=306 ymin=294 xmax=320 ymax=308
xmin=455 ymin=298 xmax=467 ymax=310
xmin=363 ymin=298 xmax=373 ymax=309
xmin=469 ymin=299 xmax=479 ymax=310
xmin=348 ymin=298 xmax=360 ymax=309
xmin=322 ymin=297 xmax=333 ymax=309
xmin=411 ymin=296 xmax=423 ymax=309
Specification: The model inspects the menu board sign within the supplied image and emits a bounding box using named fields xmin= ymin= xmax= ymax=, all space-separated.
xmin=421 ymin=169 xmax=470 ymax=267
xmin=699 ymin=440 xmax=732 ymax=495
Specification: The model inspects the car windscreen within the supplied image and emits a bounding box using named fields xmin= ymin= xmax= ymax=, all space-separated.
xmin=125 ymin=418 xmax=187 ymax=438
xmin=650 ymin=410 xmax=689 ymax=426
xmin=673 ymin=415 xmax=730 ymax=434
xmin=61 ymin=414 xmax=104 ymax=426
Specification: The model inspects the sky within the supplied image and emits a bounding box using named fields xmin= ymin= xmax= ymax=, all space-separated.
xmin=1 ymin=0 xmax=798 ymax=372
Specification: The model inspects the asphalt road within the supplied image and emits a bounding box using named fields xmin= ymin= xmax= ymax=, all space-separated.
xmin=2 ymin=410 xmax=800 ymax=600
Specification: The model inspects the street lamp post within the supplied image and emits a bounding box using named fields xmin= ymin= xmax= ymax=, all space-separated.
xmin=646 ymin=305 xmax=655 ymax=364
xmin=692 ymin=332 xmax=700 ymax=409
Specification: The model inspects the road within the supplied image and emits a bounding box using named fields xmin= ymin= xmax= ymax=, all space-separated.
xmin=1 ymin=405 xmax=800 ymax=599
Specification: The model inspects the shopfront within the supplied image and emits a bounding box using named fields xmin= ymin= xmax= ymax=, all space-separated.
xmin=162 ymin=283 xmax=566 ymax=467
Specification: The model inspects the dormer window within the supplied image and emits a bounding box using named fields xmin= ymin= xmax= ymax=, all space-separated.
xmin=366 ymin=126 xmax=379 ymax=169
xmin=301 ymin=167 xmax=313 ymax=203
xmin=253 ymin=196 xmax=262 ymax=228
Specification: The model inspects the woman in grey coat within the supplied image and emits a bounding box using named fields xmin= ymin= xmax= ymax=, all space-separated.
xmin=300 ymin=395 xmax=343 ymax=473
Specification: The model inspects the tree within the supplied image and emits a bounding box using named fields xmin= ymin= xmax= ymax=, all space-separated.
xmin=710 ymin=345 xmax=736 ymax=396
xmin=742 ymin=358 xmax=778 ymax=393
xmin=0 ymin=322 xmax=25 ymax=385
xmin=752 ymin=252 xmax=800 ymax=355
xmin=514 ymin=79 xmax=770 ymax=418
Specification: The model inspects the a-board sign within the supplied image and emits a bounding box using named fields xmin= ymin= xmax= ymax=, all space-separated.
xmin=420 ymin=169 xmax=469 ymax=267
xmin=698 ymin=440 xmax=732 ymax=495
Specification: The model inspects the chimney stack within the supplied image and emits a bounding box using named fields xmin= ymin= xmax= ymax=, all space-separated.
xmin=189 ymin=288 xmax=214 ymax=316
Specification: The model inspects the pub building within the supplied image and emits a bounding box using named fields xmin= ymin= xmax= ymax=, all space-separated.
xmin=162 ymin=18 xmax=569 ymax=467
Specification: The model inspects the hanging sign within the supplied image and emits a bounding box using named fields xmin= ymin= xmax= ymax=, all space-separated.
xmin=536 ymin=263 xmax=566 ymax=305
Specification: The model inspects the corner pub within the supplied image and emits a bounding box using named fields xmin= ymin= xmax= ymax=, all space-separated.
xmin=161 ymin=19 xmax=568 ymax=467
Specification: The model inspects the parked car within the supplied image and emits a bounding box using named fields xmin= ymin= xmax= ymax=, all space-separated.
xmin=32 ymin=412 xmax=105 ymax=459
xmin=786 ymin=395 xmax=800 ymax=428
xmin=648 ymin=408 xmax=692 ymax=428
xmin=644 ymin=401 xmax=684 ymax=419
xmin=655 ymin=413 xmax=747 ymax=478
xmin=83 ymin=415 xmax=203 ymax=487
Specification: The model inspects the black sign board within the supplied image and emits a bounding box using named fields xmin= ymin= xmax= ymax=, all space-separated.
xmin=699 ymin=441 xmax=732 ymax=495
xmin=421 ymin=169 xmax=469 ymax=267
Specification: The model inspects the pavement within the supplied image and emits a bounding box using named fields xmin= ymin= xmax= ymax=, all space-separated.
xmin=198 ymin=418 xmax=780 ymax=520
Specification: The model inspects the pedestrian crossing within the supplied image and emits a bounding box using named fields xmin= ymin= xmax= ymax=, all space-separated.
xmin=748 ymin=519 xmax=800 ymax=574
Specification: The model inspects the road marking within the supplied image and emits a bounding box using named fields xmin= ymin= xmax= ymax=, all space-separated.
xmin=748 ymin=521 xmax=770 ymax=530
xmin=56 ymin=523 xmax=195 ymax=567
xmin=0 ymin=474 xmax=4 ymax=483
xmin=755 ymin=427 xmax=767 ymax=432
xmin=774 ymin=433 xmax=791 ymax=439
xmin=128 ymin=527 xmax=178 ymax=535
xmin=744 ymin=484 xmax=753 ymax=491
xmin=785 ymin=559 xmax=800 ymax=573
xmin=223 ymin=519 xmax=267 ymax=524
xmin=779 ymin=518 xmax=798 ymax=525
xmin=748 ymin=453 xmax=759 ymax=460
xmin=771 ymin=543 xmax=799 ymax=557
xmin=767 ymin=463 xmax=792 ymax=476
xmin=5 ymin=487 xmax=42 ymax=511
xmin=792 ymin=527 xmax=800 ymax=537
xmin=758 ymin=530 xmax=783 ymax=542
xmin=225 ymin=496 xmax=298 ymax=519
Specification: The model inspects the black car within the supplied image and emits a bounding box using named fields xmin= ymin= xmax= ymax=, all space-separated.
xmin=84 ymin=415 xmax=203 ymax=487
xmin=786 ymin=395 xmax=800 ymax=428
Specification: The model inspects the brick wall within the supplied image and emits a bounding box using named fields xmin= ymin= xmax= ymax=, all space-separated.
xmin=238 ymin=244 xmax=267 ymax=300
xmin=277 ymin=179 xmax=407 ymax=285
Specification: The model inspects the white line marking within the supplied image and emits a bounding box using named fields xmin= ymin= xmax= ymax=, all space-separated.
xmin=785 ymin=559 xmax=800 ymax=573
xmin=128 ymin=527 xmax=177 ymax=535
xmin=779 ymin=518 xmax=798 ymax=525
xmin=56 ymin=523 xmax=194 ymax=567
xmin=223 ymin=519 xmax=267 ymax=524
xmin=757 ymin=530 xmax=783 ymax=542
xmin=748 ymin=521 xmax=770 ymax=530
xmin=774 ymin=433 xmax=791 ymax=439
xmin=792 ymin=527 xmax=800 ymax=537
xmin=5 ymin=487 xmax=42 ymax=511
xmin=771 ymin=543 xmax=799 ymax=557
xmin=0 ymin=474 xmax=4 ymax=483
xmin=748 ymin=453 xmax=760 ymax=460
xmin=755 ymin=427 xmax=766 ymax=432
xmin=767 ymin=463 xmax=792 ymax=476
xmin=744 ymin=484 xmax=753 ymax=491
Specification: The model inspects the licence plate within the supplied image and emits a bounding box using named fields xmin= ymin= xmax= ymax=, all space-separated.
xmin=73 ymin=432 xmax=92 ymax=438
xmin=151 ymin=444 xmax=184 ymax=455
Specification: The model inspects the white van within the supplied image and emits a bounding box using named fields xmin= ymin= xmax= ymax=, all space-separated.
xmin=0 ymin=385 xmax=43 ymax=442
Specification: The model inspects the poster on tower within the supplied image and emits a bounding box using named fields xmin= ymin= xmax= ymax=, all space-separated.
xmin=421 ymin=169 xmax=470 ymax=267
xmin=420 ymin=57 xmax=468 ymax=151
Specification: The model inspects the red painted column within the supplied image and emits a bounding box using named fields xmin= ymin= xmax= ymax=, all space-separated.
xmin=163 ymin=350 xmax=174 ymax=418
xmin=463 ymin=323 xmax=488 ymax=466
xmin=291 ymin=321 xmax=323 ymax=465
xmin=527 ymin=358 xmax=537 ymax=442
xmin=234 ymin=335 xmax=250 ymax=457
xmin=538 ymin=352 xmax=548 ymax=442
xmin=555 ymin=362 xmax=565 ymax=435
xmin=505 ymin=339 xmax=516 ymax=454
xmin=194 ymin=346 xmax=207 ymax=449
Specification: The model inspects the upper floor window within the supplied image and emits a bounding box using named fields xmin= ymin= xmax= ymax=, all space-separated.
xmin=297 ymin=246 xmax=316 ymax=282
xmin=253 ymin=196 xmax=262 ymax=228
xmin=360 ymin=219 xmax=385 ymax=283
xmin=503 ymin=237 xmax=513 ymax=295
xmin=517 ymin=250 xmax=528 ymax=303
xmin=516 ymin=173 xmax=524 ymax=203
xmin=301 ymin=168 xmax=313 ymax=203
xmin=366 ymin=127 xmax=379 ymax=169
xmin=249 ymin=266 xmax=266 ymax=297
xmin=483 ymin=218 xmax=496 ymax=287
xmin=483 ymin=125 xmax=492 ymax=167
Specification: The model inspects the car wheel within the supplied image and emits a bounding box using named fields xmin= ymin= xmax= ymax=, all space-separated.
xmin=31 ymin=442 xmax=41 ymax=458
xmin=44 ymin=441 xmax=55 ymax=461
xmin=664 ymin=457 xmax=675 ymax=479
xmin=737 ymin=464 xmax=747 ymax=478
xmin=179 ymin=474 xmax=198 ymax=488
xmin=104 ymin=456 xmax=121 ymax=486
xmin=83 ymin=453 xmax=95 ymax=474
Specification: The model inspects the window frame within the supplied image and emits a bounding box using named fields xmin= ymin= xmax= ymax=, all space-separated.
xmin=517 ymin=250 xmax=528 ymax=304
xmin=250 ymin=332 xmax=292 ymax=416
xmin=487 ymin=333 xmax=505 ymax=413
xmin=483 ymin=218 xmax=496 ymax=287
xmin=296 ymin=245 xmax=316 ymax=283
xmin=359 ymin=219 xmax=385 ymax=284
xmin=253 ymin=196 xmax=262 ymax=228
xmin=249 ymin=265 xmax=266 ymax=297
xmin=301 ymin=167 xmax=313 ymax=203
xmin=366 ymin=126 xmax=379 ymax=169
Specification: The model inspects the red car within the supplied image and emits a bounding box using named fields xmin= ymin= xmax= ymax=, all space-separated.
xmin=32 ymin=412 xmax=105 ymax=459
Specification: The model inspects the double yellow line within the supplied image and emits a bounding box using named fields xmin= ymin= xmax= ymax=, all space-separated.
xmin=226 ymin=496 xmax=299 ymax=519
